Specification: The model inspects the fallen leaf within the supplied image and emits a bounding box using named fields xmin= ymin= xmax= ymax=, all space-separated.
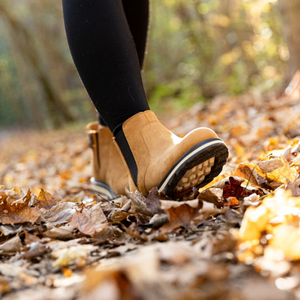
xmin=225 ymin=196 xmax=239 ymax=207
xmin=0 ymin=235 xmax=22 ymax=254
xmin=160 ymin=199 xmax=202 ymax=232
xmin=52 ymin=245 xmax=96 ymax=267
xmin=127 ymin=189 xmax=153 ymax=217
xmin=143 ymin=188 xmax=165 ymax=215
xmin=234 ymin=164 xmax=263 ymax=186
xmin=286 ymin=179 xmax=300 ymax=196
xmin=70 ymin=203 xmax=107 ymax=236
xmin=42 ymin=225 xmax=75 ymax=239
xmin=264 ymin=157 xmax=298 ymax=184
xmin=108 ymin=209 xmax=129 ymax=222
xmin=0 ymin=225 xmax=23 ymax=237
xmin=198 ymin=188 xmax=224 ymax=208
xmin=0 ymin=276 xmax=10 ymax=294
xmin=223 ymin=176 xmax=251 ymax=200
xmin=35 ymin=189 xmax=57 ymax=209
xmin=21 ymin=242 xmax=48 ymax=259
xmin=257 ymin=158 xmax=284 ymax=173
xmin=42 ymin=202 xmax=76 ymax=225
xmin=0 ymin=189 xmax=41 ymax=224
xmin=24 ymin=231 xmax=40 ymax=244
xmin=243 ymin=193 xmax=260 ymax=206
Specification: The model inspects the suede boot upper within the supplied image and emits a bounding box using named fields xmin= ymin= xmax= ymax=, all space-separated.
xmin=114 ymin=110 xmax=219 ymax=196
xmin=86 ymin=122 xmax=128 ymax=195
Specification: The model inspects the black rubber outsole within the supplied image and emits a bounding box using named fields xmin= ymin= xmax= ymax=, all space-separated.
xmin=157 ymin=138 xmax=229 ymax=198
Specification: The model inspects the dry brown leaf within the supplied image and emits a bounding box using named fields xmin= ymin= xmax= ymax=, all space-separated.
xmin=0 ymin=225 xmax=23 ymax=237
xmin=24 ymin=231 xmax=40 ymax=245
xmin=0 ymin=189 xmax=41 ymax=224
xmin=212 ymin=232 xmax=237 ymax=255
xmin=144 ymin=188 xmax=165 ymax=215
xmin=35 ymin=189 xmax=57 ymax=209
xmin=198 ymin=188 xmax=224 ymax=208
xmin=127 ymin=189 xmax=153 ymax=216
xmin=263 ymin=157 xmax=298 ymax=184
xmin=93 ymin=224 xmax=120 ymax=242
xmin=21 ymin=242 xmax=48 ymax=259
xmin=42 ymin=225 xmax=75 ymax=239
xmin=257 ymin=158 xmax=284 ymax=173
xmin=0 ymin=276 xmax=10 ymax=294
xmin=160 ymin=199 xmax=202 ymax=232
xmin=108 ymin=209 xmax=130 ymax=222
xmin=42 ymin=202 xmax=76 ymax=225
xmin=70 ymin=203 xmax=107 ymax=236
xmin=286 ymin=179 xmax=300 ymax=196
xmin=83 ymin=245 xmax=159 ymax=296
xmin=0 ymin=235 xmax=22 ymax=254
xmin=234 ymin=163 xmax=265 ymax=186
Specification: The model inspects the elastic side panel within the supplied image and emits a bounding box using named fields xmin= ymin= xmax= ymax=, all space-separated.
xmin=115 ymin=129 xmax=138 ymax=186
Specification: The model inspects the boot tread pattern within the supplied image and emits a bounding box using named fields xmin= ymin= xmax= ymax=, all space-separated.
xmin=175 ymin=157 xmax=215 ymax=192
xmin=158 ymin=140 xmax=229 ymax=198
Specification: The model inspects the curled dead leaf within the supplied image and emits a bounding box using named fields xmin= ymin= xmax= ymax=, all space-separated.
xmin=198 ymin=188 xmax=224 ymax=208
xmin=234 ymin=164 xmax=265 ymax=186
xmin=127 ymin=189 xmax=153 ymax=217
xmin=0 ymin=189 xmax=41 ymax=224
xmin=160 ymin=199 xmax=202 ymax=232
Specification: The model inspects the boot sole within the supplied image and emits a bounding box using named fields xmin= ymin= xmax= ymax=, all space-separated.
xmin=90 ymin=177 xmax=117 ymax=200
xmin=157 ymin=138 xmax=229 ymax=198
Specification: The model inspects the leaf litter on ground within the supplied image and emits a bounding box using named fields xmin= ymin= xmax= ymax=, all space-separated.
xmin=2 ymin=82 xmax=300 ymax=299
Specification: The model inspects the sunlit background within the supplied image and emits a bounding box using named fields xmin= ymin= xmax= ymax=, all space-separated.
xmin=0 ymin=0 xmax=298 ymax=129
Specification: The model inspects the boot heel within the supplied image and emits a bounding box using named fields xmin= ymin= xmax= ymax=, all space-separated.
xmin=158 ymin=139 xmax=229 ymax=198
xmin=86 ymin=122 xmax=128 ymax=198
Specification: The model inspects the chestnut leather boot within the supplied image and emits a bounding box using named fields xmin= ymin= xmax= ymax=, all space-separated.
xmin=86 ymin=122 xmax=128 ymax=199
xmin=114 ymin=111 xmax=228 ymax=198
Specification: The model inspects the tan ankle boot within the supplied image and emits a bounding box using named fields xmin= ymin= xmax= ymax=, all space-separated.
xmin=114 ymin=111 xmax=228 ymax=197
xmin=86 ymin=122 xmax=128 ymax=199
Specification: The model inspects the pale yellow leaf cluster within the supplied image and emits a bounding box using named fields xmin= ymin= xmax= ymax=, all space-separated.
xmin=237 ymin=189 xmax=300 ymax=261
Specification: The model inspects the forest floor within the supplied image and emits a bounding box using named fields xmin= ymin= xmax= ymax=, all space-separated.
xmin=1 ymin=86 xmax=300 ymax=300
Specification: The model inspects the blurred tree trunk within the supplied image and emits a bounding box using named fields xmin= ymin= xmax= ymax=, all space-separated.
xmin=278 ymin=0 xmax=300 ymax=86
xmin=0 ymin=2 xmax=75 ymax=128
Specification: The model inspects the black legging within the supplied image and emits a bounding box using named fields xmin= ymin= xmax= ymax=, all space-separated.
xmin=62 ymin=0 xmax=150 ymax=133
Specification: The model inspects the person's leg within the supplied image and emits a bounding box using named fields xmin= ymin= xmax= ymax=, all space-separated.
xmin=98 ymin=0 xmax=150 ymax=126
xmin=62 ymin=0 xmax=229 ymax=198
xmin=62 ymin=0 xmax=149 ymax=133
xmin=122 ymin=0 xmax=149 ymax=69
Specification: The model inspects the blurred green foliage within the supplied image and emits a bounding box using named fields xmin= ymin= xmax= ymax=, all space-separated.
xmin=0 ymin=0 xmax=292 ymax=128
xmin=145 ymin=0 xmax=287 ymax=111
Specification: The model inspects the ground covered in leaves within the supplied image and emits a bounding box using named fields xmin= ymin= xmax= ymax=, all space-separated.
xmin=1 ymin=85 xmax=300 ymax=299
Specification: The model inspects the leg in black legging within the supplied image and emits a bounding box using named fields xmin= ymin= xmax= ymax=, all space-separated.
xmin=122 ymin=0 xmax=149 ymax=69
xmin=98 ymin=0 xmax=149 ymax=126
xmin=62 ymin=0 xmax=150 ymax=133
